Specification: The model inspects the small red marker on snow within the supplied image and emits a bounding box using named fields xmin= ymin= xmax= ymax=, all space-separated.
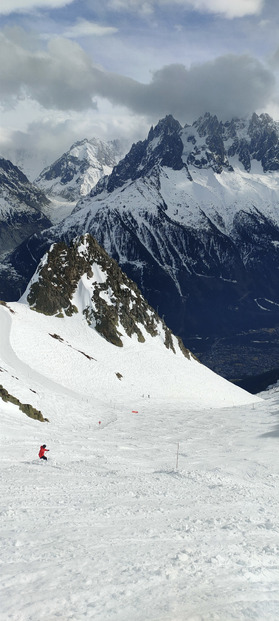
xmin=99 ymin=421 xmax=101 ymax=425
xmin=132 ymin=410 xmax=138 ymax=413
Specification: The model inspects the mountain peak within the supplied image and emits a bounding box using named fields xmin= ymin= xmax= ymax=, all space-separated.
xmin=148 ymin=114 xmax=182 ymax=140
xmin=35 ymin=138 xmax=121 ymax=202
xmin=23 ymin=234 xmax=190 ymax=356
xmin=193 ymin=112 xmax=223 ymax=138
xmin=91 ymin=115 xmax=186 ymax=195
xmin=250 ymin=111 xmax=273 ymax=127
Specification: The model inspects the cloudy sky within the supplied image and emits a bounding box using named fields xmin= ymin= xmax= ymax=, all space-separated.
xmin=1 ymin=0 xmax=279 ymax=175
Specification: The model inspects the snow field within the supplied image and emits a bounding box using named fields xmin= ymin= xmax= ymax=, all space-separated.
xmin=2 ymin=303 xmax=259 ymax=413
xmin=2 ymin=302 xmax=279 ymax=620
xmin=2 ymin=394 xmax=279 ymax=621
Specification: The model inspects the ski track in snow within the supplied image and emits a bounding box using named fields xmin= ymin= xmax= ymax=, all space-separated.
xmin=1 ymin=305 xmax=279 ymax=620
xmin=0 ymin=307 xmax=83 ymax=402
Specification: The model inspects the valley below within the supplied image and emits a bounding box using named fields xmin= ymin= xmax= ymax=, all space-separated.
xmin=189 ymin=326 xmax=279 ymax=392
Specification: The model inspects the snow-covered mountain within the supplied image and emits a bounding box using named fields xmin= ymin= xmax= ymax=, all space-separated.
xmin=33 ymin=138 xmax=122 ymax=223
xmin=1 ymin=233 xmax=259 ymax=416
xmin=3 ymin=113 xmax=279 ymax=381
xmin=3 ymin=232 xmax=279 ymax=621
xmin=0 ymin=157 xmax=51 ymax=257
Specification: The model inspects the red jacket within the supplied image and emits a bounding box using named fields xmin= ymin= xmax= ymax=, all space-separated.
xmin=39 ymin=446 xmax=49 ymax=458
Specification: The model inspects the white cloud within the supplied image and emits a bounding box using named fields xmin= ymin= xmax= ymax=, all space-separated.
xmin=0 ymin=28 xmax=275 ymax=122
xmin=108 ymin=0 xmax=264 ymax=19
xmin=0 ymin=31 xmax=97 ymax=110
xmin=63 ymin=19 xmax=118 ymax=39
xmin=268 ymin=46 xmax=279 ymax=69
xmin=108 ymin=0 xmax=154 ymax=15
xmin=0 ymin=0 xmax=74 ymax=14
xmin=0 ymin=0 xmax=264 ymax=19
xmin=0 ymin=101 xmax=148 ymax=177
xmin=186 ymin=0 xmax=264 ymax=19
xmin=92 ymin=55 xmax=275 ymax=123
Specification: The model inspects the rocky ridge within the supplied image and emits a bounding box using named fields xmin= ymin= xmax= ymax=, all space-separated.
xmin=24 ymin=233 xmax=190 ymax=357
xmin=88 ymin=112 xmax=279 ymax=198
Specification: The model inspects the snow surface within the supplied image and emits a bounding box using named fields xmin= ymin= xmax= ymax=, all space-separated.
xmin=41 ymin=197 xmax=76 ymax=225
xmin=2 ymin=303 xmax=279 ymax=621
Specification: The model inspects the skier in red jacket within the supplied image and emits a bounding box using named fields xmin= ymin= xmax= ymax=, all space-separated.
xmin=38 ymin=444 xmax=49 ymax=460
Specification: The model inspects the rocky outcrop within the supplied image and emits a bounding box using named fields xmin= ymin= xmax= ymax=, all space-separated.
xmin=91 ymin=116 xmax=190 ymax=196
xmin=0 ymin=384 xmax=48 ymax=422
xmin=25 ymin=233 xmax=190 ymax=357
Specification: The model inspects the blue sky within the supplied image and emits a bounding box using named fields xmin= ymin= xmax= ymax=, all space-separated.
xmin=0 ymin=0 xmax=279 ymax=172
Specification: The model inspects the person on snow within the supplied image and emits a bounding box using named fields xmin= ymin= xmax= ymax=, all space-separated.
xmin=38 ymin=444 xmax=49 ymax=460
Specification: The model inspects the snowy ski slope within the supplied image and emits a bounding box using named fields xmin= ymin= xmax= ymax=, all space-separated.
xmin=2 ymin=303 xmax=279 ymax=621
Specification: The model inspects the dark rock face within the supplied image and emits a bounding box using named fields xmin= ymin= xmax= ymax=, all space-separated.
xmin=183 ymin=111 xmax=279 ymax=174
xmin=0 ymin=157 xmax=51 ymax=255
xmin=93 ymin=115 xmax=188 ymax=195
xmin=225 ymin=113 xmax=279 ymax=173
xmin=183 ymin=113 xmax=232 ymax=173
xmin=42 ymin=156 xmax=79 ymax=184
xmin=248 ymin=113 xmax=279 ymax=172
